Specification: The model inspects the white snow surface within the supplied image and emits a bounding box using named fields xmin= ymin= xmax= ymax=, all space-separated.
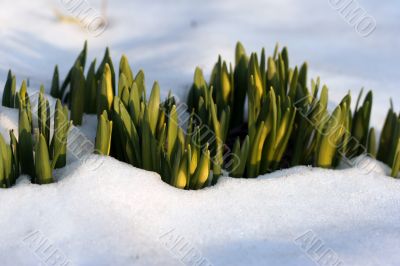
xmin=1 ymin=157 xmax=400 ymax=266
xmin=0 ymin=0 xmax=399 ymax=265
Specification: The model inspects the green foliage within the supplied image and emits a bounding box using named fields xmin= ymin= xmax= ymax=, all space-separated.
xmin=347 ymin=89 xmax=373 ymax=158
xmin=2 ymin=41 xmax=400 ymax=190
xmin=367 ymin=127 xmax=377 ymax=158
xmin=291 ymin=82 xmax=328 ymax=165
xmin=35 ymin=134 xmax=53 ymax=184
xmin=97 ymin=63 xmax=114 ymax=116
xmin=18 ymin=108 xmax=35 ymax=178
xmin=186 ymin=65 xmax=230 ymax=181
xmin=377 ymin=103 xmax=400 ymax=177
xmin=96 ymin=48 xmax=116 ymax=93
xmin=17 ymin=86 xmax=67 ymax=184
xmin=52 ymin=99 xmax=71 ymax=169
xmin=56 ymin=42 xmax=100 ymax=115
xmin=0 ymin=83 xmax=72 ymax=187
xmin=50 ymin=65 xmax=60 ymax=99
xmin=38 ymin=87 xmax=51 ymax=145
xmin=9 ymin=130 xmax=19 ymax=180
xmin=230 ymin=136 xmax=249 ymax=178
xmin=391 ymin=139 xmax=400 ymax=178
xmin=187 ymin=42 xmax=399 ymax=179
xmin=85 ymin=60 xmax=98 ymax=114
xmin=232 ymin=42 xmax=248 ymax=128
xmin=0 ymin=133 xmax=17 ymax=188
xmin=119 ymin=55 xmax=134 ymax=88
xmin=94 ymin=58 xmax=214 ymax=189
xmin=95 ymin=110 xmax=113 ymax=155
xmin=188 ymin=44 xmax=298 ymax=177
xmin=2 ymin=70 xmax=17 ymax=108
xmin=59 ymin=41 xmax=87 ymax=100
xmin=33 ymin=92 xmax=71 ymax=183
xmin=70 ymin=65 xmax=86 ymax=125
xmin=316 ymin=95 xmax=351 ymax=168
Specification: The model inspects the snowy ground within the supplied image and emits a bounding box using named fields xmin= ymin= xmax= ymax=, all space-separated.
xmin=0 ymin=0 xmax=399 ymax=265
xmin=0 ymin=156 xmax=399 ymax=266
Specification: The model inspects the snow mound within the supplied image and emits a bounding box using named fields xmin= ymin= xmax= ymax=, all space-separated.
xmin=0 ymin=155 xmax=399 ymax=265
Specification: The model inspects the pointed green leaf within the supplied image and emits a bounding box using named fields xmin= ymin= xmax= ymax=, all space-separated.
xmin=35 ymin=134 xmax=53 ymax=184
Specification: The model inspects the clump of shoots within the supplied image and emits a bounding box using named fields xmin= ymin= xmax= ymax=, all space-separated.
xmin=2 ymin=41 xmax=399 ymax=190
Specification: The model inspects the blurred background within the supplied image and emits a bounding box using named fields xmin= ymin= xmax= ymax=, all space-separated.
xmin=0 ymin=0 xmax=398 ymax=128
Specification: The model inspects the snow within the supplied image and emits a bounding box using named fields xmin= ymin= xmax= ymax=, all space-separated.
xmin=0 ymin=157 xmax=399 ymax=265
xmin=0 ymin=0 xmax=399 ymax=265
